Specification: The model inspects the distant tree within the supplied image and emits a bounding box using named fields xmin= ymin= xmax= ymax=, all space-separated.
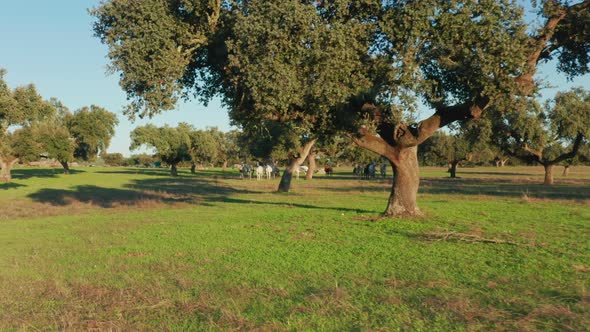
xmin=130 ymin=153 xmax=157 ymax=167
xmin=102 ymin=152 xmax=126 ymax=166
xmin=420 ymin=132 xmax=473 ymax=178
xmin=130 ymin=124 xmax=191 ymax=176
xmin=490 ymin=88 xmax=589 ymax=185
xmin=0 ymin=70 xmax=55 ymax=181
xmin=67 ymin=105 xmax=119 ymax=168
xmin=187 ymin=126 xmax=218 ymax=173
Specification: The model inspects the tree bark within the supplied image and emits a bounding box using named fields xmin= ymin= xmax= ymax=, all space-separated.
xmin=543 ymin=164 xmax=554 ymax=185
xmin=305 ymin=150 xmax=316 ymax=180
xmin=222 ymin=160 xmax=228 ymax=171
xmin=60 ymin=161 xmax=70 ymax=175
xmin=563 ymin=165 xmax=570 ymax=176
xmin=0 ymin=157 xmax=19 ymax=182
xmin=384 ymin=147 xmax=421 ymax=217
xmin=277 ymin=139 xmax=317 ymax=192
xmin=190 ymin=163 xmax=196 ymax=174
xmin=171 ymin=163 xmax=179 ymax=176
xmin=449 ymin=161 xmax=458 ymax=178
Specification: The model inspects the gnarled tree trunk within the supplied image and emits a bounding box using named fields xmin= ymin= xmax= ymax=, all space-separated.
xmin=305 ymin=150 xmax=316 ymax=180
xmin=0 ymin=156 xmax=19 ymax=182
xmin=543 ymin=164 xmax=553 ymax=185
xmin=278 ymin=139 xmax=317 ymax=192
xmin=60 ymin=161 xmax=70 ymax=175
xmin=448 ymin=160 xmax=459 ymax=178
xmin=563 ymin=165 xmax=570 ymax=176
xmin=171 ymin=163 xmax=179 ymax=176
xmin=384 ymin=147 xmax=421 ymax=216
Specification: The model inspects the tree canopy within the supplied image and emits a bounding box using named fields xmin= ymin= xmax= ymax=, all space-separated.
xmin=93 ymin=0 xmax=590 ymax=215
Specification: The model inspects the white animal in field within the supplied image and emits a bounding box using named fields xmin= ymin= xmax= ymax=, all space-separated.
xmin=265 ymin=165 xmax=273 ymax=179
xmin=256 ymin=165 xmax=264 ymax=180
xmin=295 ymin=165 xmax=309 ymax=179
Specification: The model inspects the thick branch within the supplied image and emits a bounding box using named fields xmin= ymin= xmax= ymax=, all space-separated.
xmin=350 ymin=128 xmax=400 ymax=164
xmin=549 ymin=133 xmax=585 ymax=165
xmin=515 ymin=1 xmax=589 ymax=94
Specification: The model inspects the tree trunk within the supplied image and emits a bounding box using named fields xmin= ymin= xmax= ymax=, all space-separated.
xmin=383 ymin=146 xmax=421 ymax=217
xmin=222 ymin=160 xmax=228 ymax=171
xmin=277 ymin=139 xmax=317 ymax=192
xmin=500 ymin=159 xmax=508 ymax=167
xmin=449 ymin=161 xmax=458 ymax=178
xmin=190 ymin=163 xmax=196 ymax=174
xmin=305 ymin=150 xmax=316 ymax=180
xmin=171 ymin=163 xmax=179 ymax=176
xmin=543 ymin=164 xmax=554 ymax=185
xmin=0 ymin=157 xmax=19 ymax=182
xmin=60 ymin=161 xmax=70 ymax=175
xmin=562 ymin=165 xmax=570 ymax=176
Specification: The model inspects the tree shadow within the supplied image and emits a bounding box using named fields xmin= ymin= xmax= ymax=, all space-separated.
xmin=315 ymin=177 xmax=590 ymax=201
xmin=27 ymin=185 xmax=184 ymax=208
xmin=420 ymin=178 xmax=590 ymax=200
xmin=27 ymin=176 xmax=257 ymax=208
xmin=11 ymin=168 xmax=85 ymax=180
xmin=210 ymin=197 xmax=376 ymax=214
xmin=0 ymin=182 xmax=27 ymax=190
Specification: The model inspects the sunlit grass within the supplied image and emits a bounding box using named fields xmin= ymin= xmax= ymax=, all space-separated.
xmin=0 ymin=166 xmax=589 ymax=330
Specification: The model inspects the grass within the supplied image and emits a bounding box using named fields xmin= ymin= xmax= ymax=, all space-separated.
xmin=1 ymin=165 xmax=589 ymax=331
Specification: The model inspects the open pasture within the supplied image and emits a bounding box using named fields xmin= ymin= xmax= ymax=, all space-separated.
xmin=1 ymin=166 xmax=589 ymax=331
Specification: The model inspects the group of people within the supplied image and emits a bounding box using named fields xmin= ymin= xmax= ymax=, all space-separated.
xmin=353 ymin=161 xmax=387 ymax=179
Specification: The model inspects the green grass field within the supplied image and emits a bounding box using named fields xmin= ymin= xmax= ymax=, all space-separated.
xmin=1 ymin=165 xmax=589 ymax=331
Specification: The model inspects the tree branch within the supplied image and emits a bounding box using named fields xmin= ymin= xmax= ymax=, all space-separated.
xmin=549 ymin=133 xmax=585 ymax=165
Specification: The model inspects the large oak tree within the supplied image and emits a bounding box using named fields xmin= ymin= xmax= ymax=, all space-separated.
xmin=93 ymin=0 xmax=590 ymax=216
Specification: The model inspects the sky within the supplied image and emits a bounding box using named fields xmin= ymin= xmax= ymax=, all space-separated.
xmin=1 ymin=1 xmax=232 ymax=156
xmin=1 ymin=1 xmax=588 ymax=156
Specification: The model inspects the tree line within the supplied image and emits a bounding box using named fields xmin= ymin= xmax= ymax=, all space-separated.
xmin=0 ymin=69 xmax=118 ymax=181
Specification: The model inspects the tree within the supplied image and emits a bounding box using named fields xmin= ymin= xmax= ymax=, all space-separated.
xmin=130 ymin=124 xmax=191 ymax=176
xmin=0 ymin=70 xmax=55 ymax=182
xmin=67 ymin=105 xmax=119 ymax=168
xmin=187 ymin=126 xmax=218 ymax=173
xmin=490 ymin=88 xmax=589 ymax=185
xmin=102 ymin=152 xmax=127 ymax=166
xmin=93 ymin=1 xmax=590 ymax=216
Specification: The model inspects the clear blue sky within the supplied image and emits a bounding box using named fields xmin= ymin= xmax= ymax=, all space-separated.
xmin=1 ymin=1 xmax=588 ymax=156
xmin=0 ymin=1 xmax=231 ymax=156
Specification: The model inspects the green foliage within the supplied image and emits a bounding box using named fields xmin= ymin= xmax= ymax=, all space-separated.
xmin=0 ymin=70 xmax=56 ymax=164
xmin=67 ymin=105 xmax=119 ymax=161
xmin=490 ymin=88 xmax=589 ymax=165
xmin=91 ymin=0 xmax=221 ymax=119
xmin=34 ymin=121 xmax=75 ymax=164
xmin=188 ymin=127 xmax=219 ymax=166
xmin=130 ymin=124 xmax=191 ymax=166
xmin=129 ymin=153 xmax=157 ymax=167
xmin=101 ymin=153 xmax=127 ymax=166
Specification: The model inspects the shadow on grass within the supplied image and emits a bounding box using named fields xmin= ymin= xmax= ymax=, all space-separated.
xmin=216 ymin=197 xmax=375 ymax=214
xmin=26 ymin=175 xmax=377 ymax=213
xmin=0 ymin=182 xmax=27 ymax=190
xmin=421 ymin=178 xmax=590 ymax=200
xmin=316 ymin=177 xmax=590 ymax=201
xmin=11 ymin=168 xmax=85 ymax=180
xmin=97 ymin=167 xmax=243 ymax=178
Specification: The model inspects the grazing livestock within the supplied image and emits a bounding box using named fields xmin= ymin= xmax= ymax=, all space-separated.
xmin=295 ymin=165 xmax=309 ymax=179
xmin=265 ymin=165 xmax=273 ymax=179
xmin=324 ymin=165 xmax=333 ymax=176
xmin=256 ymin=165 xmax=264 ymax=180
xmin=238 ymin=164 xmax=253 ymax=179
